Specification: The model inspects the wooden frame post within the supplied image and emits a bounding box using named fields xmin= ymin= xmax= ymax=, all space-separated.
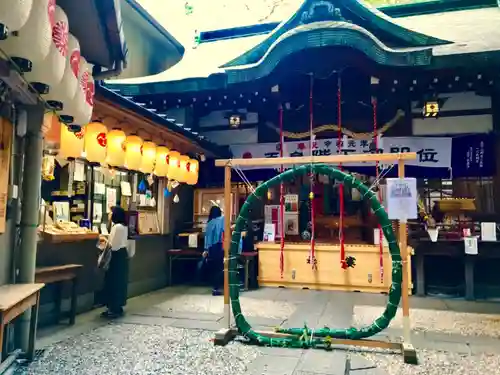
xmin=223 ymin=165 xmax=232 ymax=329
xmin=398 ymin=160 xmax=418 ymax=364
xmin=215 ymin=153 xmax=418 ymax=364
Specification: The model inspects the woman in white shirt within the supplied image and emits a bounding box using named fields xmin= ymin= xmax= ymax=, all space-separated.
xmin=101 ymin=206 xmax=129 ymax=318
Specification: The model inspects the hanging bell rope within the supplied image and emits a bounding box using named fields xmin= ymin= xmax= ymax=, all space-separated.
xmin=372 ymin=95 xmax=384 ymax=283
xmin=337 ymin=74 xmax=347 ymax=270
xmin=279 ymin=105 xmax=285 ymax=278
xmin=307 ymin=74 xmax=317 ymax=270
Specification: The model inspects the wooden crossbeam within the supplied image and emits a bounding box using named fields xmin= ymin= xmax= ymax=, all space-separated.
xmin=214 ymin=152 xmax=416 ymax=167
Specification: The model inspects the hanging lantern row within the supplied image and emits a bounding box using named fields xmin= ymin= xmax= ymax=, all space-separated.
xmin=0 ymin=0 xmax=94 ymax=130
xmin=56 ymin=119 xmax=199 ymax=185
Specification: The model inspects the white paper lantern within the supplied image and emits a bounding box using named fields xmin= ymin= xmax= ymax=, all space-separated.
xmin=84 ymin=122 xmax=108 ymax=163
xmin=24 ymin=4 xmax=68 ymax=94
xmin=106 ymin=128 xmax=126 ymax=167
xmin=177 ymin=155 xmax=190 ymax=183
xmin=46 ymin=33 xmax=80 ymax=112
xmin=59 ymin=35 xmax=81 ymax=123
xmin=139 ymin=141 xmax=157 ymax=174
xmin=59 ymin=123 xmax=84 ymax=160
xmin=0 ymin=0 xmax=33 ymax=35
xmin=66 ymin=57 xmax=92 ymax=126
xmin=0 ymin=0 xmax=51 ymax=74
xmin=186 ymin=159 xmax=199 ymax=185
xmin=166 ymin=151 xmax=181 ymax=181
xmin=83 ymin=68 xmax=95 ymax=122
xmin=154 ymin=146 xmax=170 ymax=177
xmin=124 ymin=135 xmax=143 ymax=171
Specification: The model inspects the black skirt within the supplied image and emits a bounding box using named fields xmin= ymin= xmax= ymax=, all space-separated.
xmin=104 ymin=247 xmax=129 ymax=311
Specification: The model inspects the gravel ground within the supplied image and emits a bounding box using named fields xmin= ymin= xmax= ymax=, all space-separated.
xmin=361 ymin=349 xmax=500 ymax=375
xmin=353 ymin=305 xmax=500 ymax=338
xmin=15 ymin=323 xmax=260 ymax=375
xmin=155 ymin=294 xmax=296 ymax=320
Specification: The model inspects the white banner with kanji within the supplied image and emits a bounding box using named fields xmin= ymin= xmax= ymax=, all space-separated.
xmin=230 ymin=137 xmax=451 ymax=170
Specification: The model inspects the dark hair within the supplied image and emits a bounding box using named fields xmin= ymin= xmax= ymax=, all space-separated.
xmin=111 ymin=206 xmax=127 ymax=225
xmin=208 ymin=205 xmax=222 ymax=222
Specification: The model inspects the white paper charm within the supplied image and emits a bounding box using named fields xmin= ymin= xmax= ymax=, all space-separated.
xmin=427 ymin=227 xmax=439 ymax=242
xmin=464 ymin=236 xmax=478 ymax=255
xmin=481 ymin=222 xmax=496 ymax=242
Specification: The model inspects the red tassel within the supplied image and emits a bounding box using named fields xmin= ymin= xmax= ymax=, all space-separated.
xmin=279 ymin=106 xmax=285 ymax=278
xmin=309 ymin=75 xmax=316 ymax=269
xmin=337 ymin=76 xmax=347 ymax=270
xmin=372 ymin=96 xmax=384 ymax=283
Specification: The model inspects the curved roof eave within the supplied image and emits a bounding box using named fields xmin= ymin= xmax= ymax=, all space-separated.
xmin=221 ymin=0 xmax=450 ymax=69
xmin=224 ymin=21 xmax=433 ymax=84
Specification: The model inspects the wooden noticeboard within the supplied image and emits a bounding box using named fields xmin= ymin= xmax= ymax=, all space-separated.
xmin=0 ymin=118 xmax=13 ymax=234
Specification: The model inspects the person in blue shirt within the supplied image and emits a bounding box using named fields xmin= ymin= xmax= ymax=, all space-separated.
xmin=203 ymin=206 xmax=225 ymax=296
xmin=203 ymin=206 xmax=243 ymax=296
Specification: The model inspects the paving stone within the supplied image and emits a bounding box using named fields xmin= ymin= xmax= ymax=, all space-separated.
xmin=258 ymin=346 xmax=304 ymax=358
xmin=119 ymin=315 xmax=178 ymax=326
xmin=350 ymin=367 xmax=389 ymax=375
xmin=247 ymin=316 xmax=285 ymax=327
xmin=170 ymin=319 xmax=222 ymax=331
xmin=349 ymin=353 xmax=377 ymax=370
xmin=134 ymin=308 xmax=223 ymax=321
xmin=318 ymin=292 xmax=354 ymax=327
xmin=244 ymin=288 xmax=282 ymax=300
xmin=246 ymin=354 xmax=300 ymax=375
xmin=295 ymin=350 xmax=347 ymax=374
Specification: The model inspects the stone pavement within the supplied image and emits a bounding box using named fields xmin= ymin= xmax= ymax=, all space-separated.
xmin=9 ymin=286 xmax=500 ymax=375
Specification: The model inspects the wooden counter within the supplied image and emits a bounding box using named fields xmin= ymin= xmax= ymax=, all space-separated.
xmin=256 ymin=242 xmax=413 ymax=294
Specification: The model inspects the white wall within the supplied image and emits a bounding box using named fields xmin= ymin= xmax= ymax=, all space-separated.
xmin=412 ymin=92 xmax=492 ymax=136
xmin=201 ymin=128 xmax=258 ymax=146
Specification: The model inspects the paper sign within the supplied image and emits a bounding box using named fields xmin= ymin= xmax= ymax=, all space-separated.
xmin=284 ymin=213 xmax=299 ymax=235
xmin=53 ymin=202 xmax=70 ymax=222
xmin=94 ymin=182 xmax=105 ymax=195
xmin=93 ymin=202 xmax=102 ymax=224
xmin=120 ymin=181 xmax=132 ymax=197
xmin=263 ymin=223 xmax=276 ymax=242
xmin=386 ymin=178 xmax=417 ymax=221
xmin=284 ymin=194 xmax=299 ymax=212
xmin=481 ymin=222 xmax=496 ymax=242
xmin=106 ymin=187 xmax=117 ymax=213
xmin=188 ymin=233 xmax=198 ymax=248
xmin=464 ymin=236 xmax=478 ymax=255
xmin=74 ymin=161 xmax=85 ymax=182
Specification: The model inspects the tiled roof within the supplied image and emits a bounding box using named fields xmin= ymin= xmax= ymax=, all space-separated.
xmin=107 ymin=6 xmax=500 ymax=91
xmin=396 ymin=7 xmax=500 ymax=56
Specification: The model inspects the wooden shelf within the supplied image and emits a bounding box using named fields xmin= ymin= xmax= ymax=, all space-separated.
xmin=41 ymin=232 xmax=99 ymax=243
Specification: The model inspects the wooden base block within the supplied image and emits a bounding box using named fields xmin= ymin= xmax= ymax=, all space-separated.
xmin=402 ymin=343 xmax=418 ymax=365
xmin=213 ymin=328 xmax=238 ymax=346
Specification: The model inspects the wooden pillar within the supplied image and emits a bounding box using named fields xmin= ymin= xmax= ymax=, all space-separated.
xmin=398 ymin=160 xmax=411 ymax=342
xmin=223 ymin=165 xmax=232 ymax=328
xmin=492 ymin=87 xmax=500 ymax=213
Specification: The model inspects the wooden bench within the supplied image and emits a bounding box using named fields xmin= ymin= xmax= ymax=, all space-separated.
xmin=0 ymin=283 xmax=45 ymax=362
xmin=35 ymin=264 xmax=82 ymax=325
xmin=166 ymin=249 xmax=203 ymax=286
